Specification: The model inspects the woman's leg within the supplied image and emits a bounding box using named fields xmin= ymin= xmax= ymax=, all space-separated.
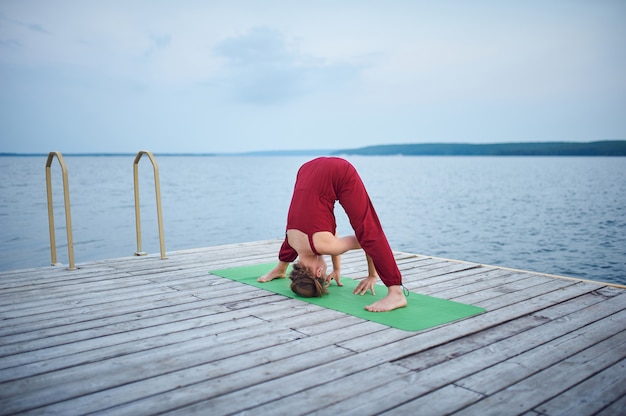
xmin=278 ymin=237 xmax=298 ymax=263
xmin=258 ymin=237 xmax=295 ymax=282
xmin=337 ymin=170 xmax=402 ymax=287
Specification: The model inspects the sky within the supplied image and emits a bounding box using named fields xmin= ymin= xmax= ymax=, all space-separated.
xmin=1 ymin=0 xmax=625 ymax=154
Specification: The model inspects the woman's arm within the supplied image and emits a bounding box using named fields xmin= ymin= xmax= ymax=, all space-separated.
xmin=313 ymin=232 xmax=360 ymax=256
xmin=365 ymin=253 xmax=378 ymax=278
xmin=326 ymin=254 xmax=343 ymax=287
xmin=332 ymin=254 xmax=341 ymax=273
xmin=353 ymin=253 xmax=379 ymax=296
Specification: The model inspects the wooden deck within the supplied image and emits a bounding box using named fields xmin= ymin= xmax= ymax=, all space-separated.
xmin=1 ymin=239 xmax=624 ymax=415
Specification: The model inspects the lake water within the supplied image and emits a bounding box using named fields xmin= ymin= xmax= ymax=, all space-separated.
xmin=1 ymin=155 xmax=625 ymax=285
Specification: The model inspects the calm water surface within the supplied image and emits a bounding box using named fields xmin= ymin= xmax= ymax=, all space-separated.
xmin=1 ymin=155 xmax=624 ymax=285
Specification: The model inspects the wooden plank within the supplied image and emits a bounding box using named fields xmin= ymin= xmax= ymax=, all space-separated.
xmin=0 ymin=279 xmax=277 ymax=341
xmin=0 ymin=311 xmax=263 ymax=379
xmin=280 ymin=290 xmax=626 ymax=416
xmin=0 ymin=283 xmax=275 ymax=352
xmin=533 ymin=357 xmax=626 ymax=416
xmin=33 ymin=323 xmax=384 ymax=415
xmin=337 ymin=280 xmax=598 ymax=355
xmin=455 ymin=309 xmax=626 ymax=395
xmin=157 ymin=284 xmax=599 ymax=415
xmin=0 ymin=291 xmax=207 ymax=337
xmin=452 ymin=272 xmax=560 ymax=306
xmin=250 ymin=363 xmax=412 ymax=415
xmin=0 ymin=320 xmax=303 ymax=414
xmin=465 ymin=277 xmax=578 ymax=309
xmin=0 ymin=268 xmax=128 ymax=294
xmin=0 ymin=294 xmax=227 ymax=348
xmin=395 ymin=290 xmax=616 ymax=372
xmin=0 ymin=281 xmax=176 ymax=318
xmin=0 ymin=302 xmax=290 ymax=381
xmin=402 ymin=263 xmax=483 ymax=288
xmin=453 ymin=331 xmax=626 ymax=416
xmin=596 ymin=393 xmax=626 ymax=416
xmin=422 ymin=269 xmax=526 ymax=298
xmin=0 ymin=270 xmax=246 ymax=324
xmin=0 ymin=240 xmax=623 ymax=416
xmin=380 ymin=384 xmax=484 ymax=416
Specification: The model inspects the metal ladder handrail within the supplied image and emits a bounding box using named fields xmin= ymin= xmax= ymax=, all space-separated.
xmin=133 ymin=151 xmax=167 ymax=259
xmin=45 ymin=152 xmax=77 ymax=270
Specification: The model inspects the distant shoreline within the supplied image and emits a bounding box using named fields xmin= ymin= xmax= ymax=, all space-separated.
xmin=2 ymin=140 xmax=625 ymax=157
xmin=334 ymin=140 xmax=626 ymax=156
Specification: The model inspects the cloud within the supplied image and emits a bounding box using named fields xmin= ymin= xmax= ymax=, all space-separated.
xmin=214 ymin=27 xmax=291 ymax=66
xmin=149 ymin=33 xmax=171 ymax=49
xmin=0 ymin=38 xmax=21 ymax=49
xmin=141 ymin=33 xmax=172 ymax=61
xmin=0 ymin=11 xmax=51 ymax=35
xmin=211 ymin=27 xmax=364 ymax=105
xmin=0 ymin=1 xmax=624 ymax=153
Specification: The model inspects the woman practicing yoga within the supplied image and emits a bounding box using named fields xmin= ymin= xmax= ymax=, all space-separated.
xmin=258 ymin=157 xmax=407 ymax=312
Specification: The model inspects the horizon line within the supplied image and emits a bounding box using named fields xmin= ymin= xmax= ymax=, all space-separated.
xmin=1 ymin=140 xmax=625 ymax=157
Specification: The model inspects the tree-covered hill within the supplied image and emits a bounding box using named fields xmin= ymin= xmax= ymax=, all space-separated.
xmin=334 ymin=141 xmax=626 ymax=156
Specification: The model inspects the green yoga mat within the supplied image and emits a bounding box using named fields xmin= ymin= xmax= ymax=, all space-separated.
xmin=210 ymin=263 xmax=485 ymax=332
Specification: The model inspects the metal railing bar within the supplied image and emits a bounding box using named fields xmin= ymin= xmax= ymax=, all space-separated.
xmin=45 ymin=152 xmax=77 ymax=270
xmin=133 ymin=151 xmax=166 ymax=259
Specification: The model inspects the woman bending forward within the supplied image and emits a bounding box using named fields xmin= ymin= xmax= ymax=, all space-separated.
xmin=258 ymin=157 xmax=407 ymax=312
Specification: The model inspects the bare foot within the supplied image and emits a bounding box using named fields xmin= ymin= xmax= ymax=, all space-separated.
xmin=257 ymin=263 xmax=288 ymax=282
xmin=365 ymin=286 xmax=407 ymax=312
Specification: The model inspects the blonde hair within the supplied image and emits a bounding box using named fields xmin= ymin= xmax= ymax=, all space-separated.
xmin=289 ymin=262 xmax=328 ymax=298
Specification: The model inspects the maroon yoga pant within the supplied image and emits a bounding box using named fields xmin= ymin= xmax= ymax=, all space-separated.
xmin=278 ymin=157 xmax=402 ymax=287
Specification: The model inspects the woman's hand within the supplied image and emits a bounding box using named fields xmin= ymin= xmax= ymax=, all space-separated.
xmin=353 ymin=275 xmax=378 ymax=296
xmin=325 ymin=269 xmax=343 ymax=287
